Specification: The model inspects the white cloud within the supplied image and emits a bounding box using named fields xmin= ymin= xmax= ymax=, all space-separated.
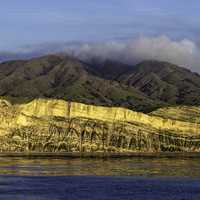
xmin=1 ymin=35 xmax=200 ymax=73
xmin=73 ymin=35 xmax=200 ymax=72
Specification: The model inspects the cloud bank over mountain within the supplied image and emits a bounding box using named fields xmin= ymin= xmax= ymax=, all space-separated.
xmin=75 ymin=36 xmax=200 ymax=73
xmin=0 ymin=35 xmax=200 ymax=73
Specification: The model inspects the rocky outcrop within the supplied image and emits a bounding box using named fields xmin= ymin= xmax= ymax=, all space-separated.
xmin=0 ymin=98 xmax=200 ymax=153
xmin=151 ymin=106 xmax=200 ymax=123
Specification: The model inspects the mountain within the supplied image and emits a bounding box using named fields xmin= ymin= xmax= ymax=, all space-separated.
xmin=0 ymin=55 xmax=160 ymax=112
xmin=0 ymin=55 xmax=200 ymax=112
xmin=0 ymin=56 xmax=200 ymax=153
xmin=87 ymin=59 xmax=133 ymax=80
xmin=116 ymin=60 xmax=200 ymax=105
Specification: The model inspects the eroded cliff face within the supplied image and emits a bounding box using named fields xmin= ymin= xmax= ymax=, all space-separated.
xmin=0 ymin=98 xmax=200 ymax=153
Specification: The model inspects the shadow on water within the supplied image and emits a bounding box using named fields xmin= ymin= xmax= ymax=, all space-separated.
xmin=0 ymin=156 xmax=200 ymax=177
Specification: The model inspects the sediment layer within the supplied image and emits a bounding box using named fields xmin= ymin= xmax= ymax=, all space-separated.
xmin=0 ymin=98 xmax=200 ymax=152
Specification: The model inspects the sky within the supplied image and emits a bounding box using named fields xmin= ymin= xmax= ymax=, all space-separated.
xmin=1 ymin=0 xmax=200 ymax=71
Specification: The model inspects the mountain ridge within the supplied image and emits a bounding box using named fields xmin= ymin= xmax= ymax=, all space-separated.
xmin=0 ymin=55 xmax=199 ymax=112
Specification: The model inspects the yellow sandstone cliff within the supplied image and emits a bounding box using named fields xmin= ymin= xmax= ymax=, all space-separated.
xmin=0 ymin=98 xmax=200 ymax=152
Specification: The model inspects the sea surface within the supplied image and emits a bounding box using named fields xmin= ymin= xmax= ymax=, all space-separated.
xmin=0 ymin=156 xmax=200 ymax=199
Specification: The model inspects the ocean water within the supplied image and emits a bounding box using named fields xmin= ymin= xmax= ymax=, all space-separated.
xmin=0 ymin=157 xmax=200 ymax=200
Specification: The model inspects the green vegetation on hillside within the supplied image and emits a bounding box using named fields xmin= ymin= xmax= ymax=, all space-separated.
xmin=0 ymin=55 xmax=200 ymax=112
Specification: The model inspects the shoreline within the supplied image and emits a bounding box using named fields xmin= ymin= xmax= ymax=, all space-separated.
xmin=0 ymin=152 xmax=200 ymax=158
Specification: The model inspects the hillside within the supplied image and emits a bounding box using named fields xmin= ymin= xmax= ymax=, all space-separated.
xmin=0 ymin=55 xmax=200 ymax=112
xmin=0 ymin=98 xmax=200 ymax=153
xmin=117 ymin=60 xmax=200 ymax=105
xmin=0 ymin=55 xmax=163 ymax=112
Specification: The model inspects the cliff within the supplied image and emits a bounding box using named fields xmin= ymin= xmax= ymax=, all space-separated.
xmin=0 ymin=98 xmax=200 ymax=152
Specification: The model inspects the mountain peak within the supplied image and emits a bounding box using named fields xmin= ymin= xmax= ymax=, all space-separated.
xmin=0 ymin=55 xmax=199 ymax=112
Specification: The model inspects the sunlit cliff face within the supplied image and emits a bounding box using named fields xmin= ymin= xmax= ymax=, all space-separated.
xmin=0 ymin=98 xmax=200 ymax=153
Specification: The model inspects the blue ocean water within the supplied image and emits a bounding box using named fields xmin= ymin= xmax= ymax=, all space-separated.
xmin=0 ymin=176 xmax=200 ymax=200
xmin=0 ymin=157 xmax=199 ymax=200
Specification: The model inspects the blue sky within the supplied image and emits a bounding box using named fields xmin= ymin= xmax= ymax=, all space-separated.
xmin=1 ymin=0 xmax=200 ymax=50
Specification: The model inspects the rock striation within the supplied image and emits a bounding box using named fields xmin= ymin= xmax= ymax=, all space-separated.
xmin=0 ymin=98 xmax=200 ymax=153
